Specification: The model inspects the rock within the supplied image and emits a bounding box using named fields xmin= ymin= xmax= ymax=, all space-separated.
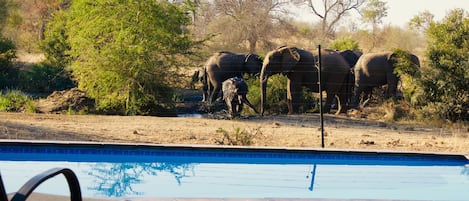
xmin=35 ymin=88 xmax=95 ymax=114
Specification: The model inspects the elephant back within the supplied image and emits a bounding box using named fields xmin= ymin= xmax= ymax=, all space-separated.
xmin=354 ymin=52 xmax=393 ymax=76
xmin=339 ymin=49 xmax=362 ymax=68
xmin=222 ymin=77 xmax=248 ymax=100
xmin=312 ymin=49 xmax=349 ymax=74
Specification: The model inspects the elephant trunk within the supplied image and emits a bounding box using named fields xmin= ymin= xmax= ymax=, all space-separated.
xmin=260 ymin=70 xmax=269 ymax=116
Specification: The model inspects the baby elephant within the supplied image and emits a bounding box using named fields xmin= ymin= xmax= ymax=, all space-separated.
xmin=222 ymin=77 xmax=259 ymax=118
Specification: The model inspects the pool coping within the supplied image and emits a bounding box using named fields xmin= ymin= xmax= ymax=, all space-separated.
xmin=0 ymin=139 xmax=468 ymax=162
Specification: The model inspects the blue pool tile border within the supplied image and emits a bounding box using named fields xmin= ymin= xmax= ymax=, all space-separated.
xmin=0 ymin=140 xmax=468 ymax=166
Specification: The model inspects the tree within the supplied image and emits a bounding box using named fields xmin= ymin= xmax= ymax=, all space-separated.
xmin=423 ymin=8 xmax=469 ymax=121
xmin=210 ymin=0 xmax=290 ymax=52
xmin=60 ymin=0 xmax=197 ymax=115
xmin=296 ymin=0 xmax=366 ymax=39
xmin=329 ymin=37 xmax=359 ymax=50
xmin=361 ymin=0 xmax=387 ymax=31
xmin=1 ymin=0 xmax=65 ymax=52
xmin=408 ymin=10 xmax=434 ymax=32
xmin=360 ymin=0 xmax=387 ymax=50
xmin=40 ymin=9 xmax=70 ymax=68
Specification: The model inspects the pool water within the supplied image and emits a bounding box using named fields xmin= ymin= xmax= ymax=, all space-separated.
xmin=0 ymin=141 xmax=468 ymax=200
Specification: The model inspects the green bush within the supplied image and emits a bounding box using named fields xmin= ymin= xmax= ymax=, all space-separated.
xmin=40 ymin=10 xmax=71 ymax=68
xmin=329 ymin=37 xmax=360 ymax=51
xmin=247 ymin=74 xmax=288 ymax=114
xmin=392 ymin=49 xmax=423 ymax=106
xmin=0 ymin=36 xmax=19 ymax=89
xmin=19 ymin=62 xmax=75 ymax=93
xmin=246 ymin=74 xmax=316 ymax=115
xmin=421 ymin=9 xmax=469 ymax=122
xmin=0 ymin=90 xmax=37 ymax=113
xmin=214 ymin=127 xmax=263 ymax=146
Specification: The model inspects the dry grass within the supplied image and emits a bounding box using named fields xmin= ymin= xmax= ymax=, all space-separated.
xmin=0 ymin=112 xmax=468 ymax=156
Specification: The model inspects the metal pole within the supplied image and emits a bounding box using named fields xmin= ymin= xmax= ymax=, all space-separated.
xmin=317 ymin=45 xmax=325 ymax=148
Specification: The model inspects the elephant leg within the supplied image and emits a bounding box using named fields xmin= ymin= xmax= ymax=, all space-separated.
xmin=225 ymin=98 xmax=234 ymax=118
xmin=350 ymin=85 xmax=363 ymax=109
xmin=287 ymin=79 xmax=302 ymax=114
xmin=210 ymin=85 xmax=222 ymax=103
xmin=386 ymin=76 xmax=398 ymax=99
xmin=237 ymin=96 xmax=244 ymax=117
xmin=323 ymin=92 xmax=335 ymax=114
xmin=241 ymin=94 xmax=259 ymax=114
xmin=336 ymin=92 xmax=348 ymax=114
xmin=202 ymin=78 xmax=211 ymax=102
xmin=202 ymin=85 xmax=208 ymax=102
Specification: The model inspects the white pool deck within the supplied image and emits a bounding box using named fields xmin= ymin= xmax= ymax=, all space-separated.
xmin=12 ymin=193 xmax=432 ymax=201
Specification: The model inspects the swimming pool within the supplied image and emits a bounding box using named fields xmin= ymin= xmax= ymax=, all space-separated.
xmin=0 ymin=140 xmax=468 ymax=200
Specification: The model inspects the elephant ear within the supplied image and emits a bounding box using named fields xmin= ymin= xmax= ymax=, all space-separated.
xmin=244 ymin=53 xmax=254 ymax=63
xmin=387 ymin=52 xmax=399 ymax=66
xmin=280 ymin=47 xmax=300 ymax=72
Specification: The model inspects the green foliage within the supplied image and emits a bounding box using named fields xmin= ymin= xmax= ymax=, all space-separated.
xmin=52 ymin=0 xmax=197 ymax=115
xmin=422 ymin=9 xmax=469 ymax=121
xmin=0 ymin=0 xmax=6 ymax=29
xmin=40 ymin=10 xmax=71 ymax=68
xmin=361 ymin=0 xmax=388 ymax=25
xmin=392 ymin=49 xmax=423 ymax=106
xmin=0 ymin=35 xmax=18 ymax=89
xmin=0 ymin=90 xmax=37 ymax=113
xmin=19 ymin=62 xmax=75 ymax=93
xmin=408 ymin=10 xmax=435 ymax=32
xmin=329 ymin=38 xmax=360 ymax=51
xmin=247 ymin=74 xmax=288 ymax=114
xmin=214 ymin=127 xmax=263 ymax=146
xmin=247 ymin=74 xmax=315 ymax=114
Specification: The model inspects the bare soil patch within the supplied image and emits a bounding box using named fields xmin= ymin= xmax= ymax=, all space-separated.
xmin=0 ymin=87 xmax=467 ymax=155
xmin=1 ymin=111 xmax=468 ymax=155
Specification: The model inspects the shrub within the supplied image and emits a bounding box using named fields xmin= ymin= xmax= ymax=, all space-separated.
xmin=329 ymin=37 xmax=360 ymax=51
xmin=392 ymin=49 xmax=423 ymax=106
xmin=214 ymin=127 xmax=263 ymax=146
xmin=0 ymin=90 xmax=37 ymax=113
xmin=19 ymin=62 xmax=75 ymax=93
xmin=421 ymin=9 xmax=469 ymax=122
xmin=247 ymin=74 xmax=316 ymax=115
xmin=0 ymin=36 xmax=18 ymax=89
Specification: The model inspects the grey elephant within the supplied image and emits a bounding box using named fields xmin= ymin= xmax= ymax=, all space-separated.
xmin=339 ymin=49 xmax=362 ymax=68
xmin=337 ymin=49 xmax=363 ymax=105
xmin=191 ymin=67 xmax=209 ymax=101
xmin=222 ymin=77 xmax=259 ymax=118
xmin=260 ymin=46 xmax=350 ymax=115
xmin=204 ymin=51 xmax=263 ymax=103
xmin=351 ymin=51 xmax=420 ymax=107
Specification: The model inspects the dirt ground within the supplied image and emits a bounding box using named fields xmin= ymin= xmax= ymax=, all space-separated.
xmin=1 ymin=110 xmax=468 ymax=155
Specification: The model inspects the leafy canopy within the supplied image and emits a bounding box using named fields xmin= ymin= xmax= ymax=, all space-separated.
xmin=423 ymin=8 xmax=469 ymax=121
xmin=61 ymin=0 xmax=195 ymax=115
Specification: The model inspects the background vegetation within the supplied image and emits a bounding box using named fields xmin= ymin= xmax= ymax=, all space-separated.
xmin=0 ymin=0 xmax=467 ymax=123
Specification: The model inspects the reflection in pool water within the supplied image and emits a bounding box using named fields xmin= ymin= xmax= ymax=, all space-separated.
xmin=0 ymin=141 xmax=468 ymax=200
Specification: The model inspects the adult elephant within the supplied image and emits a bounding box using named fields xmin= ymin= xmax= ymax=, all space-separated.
xmin=338 ymin=49 xmax=363 ymax=105
xmin=260 ymin=46 xmax=350 ymax=115
xmin=351 ymin=51 xmax=420 ymax=107
xmin=338 ymin=49 xmax=362 ymax=68
xmin=204 ymin=51 xmax=263 ymax=103
xmin=190 ymin=67 xmax=208 ymax=101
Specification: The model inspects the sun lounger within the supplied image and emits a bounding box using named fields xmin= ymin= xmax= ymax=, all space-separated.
xmin=0 ymin=168 xmax=82 ymax=201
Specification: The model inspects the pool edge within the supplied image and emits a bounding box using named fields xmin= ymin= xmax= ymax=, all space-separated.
xmin=0 ymin=139 xmax=467 ymax=162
